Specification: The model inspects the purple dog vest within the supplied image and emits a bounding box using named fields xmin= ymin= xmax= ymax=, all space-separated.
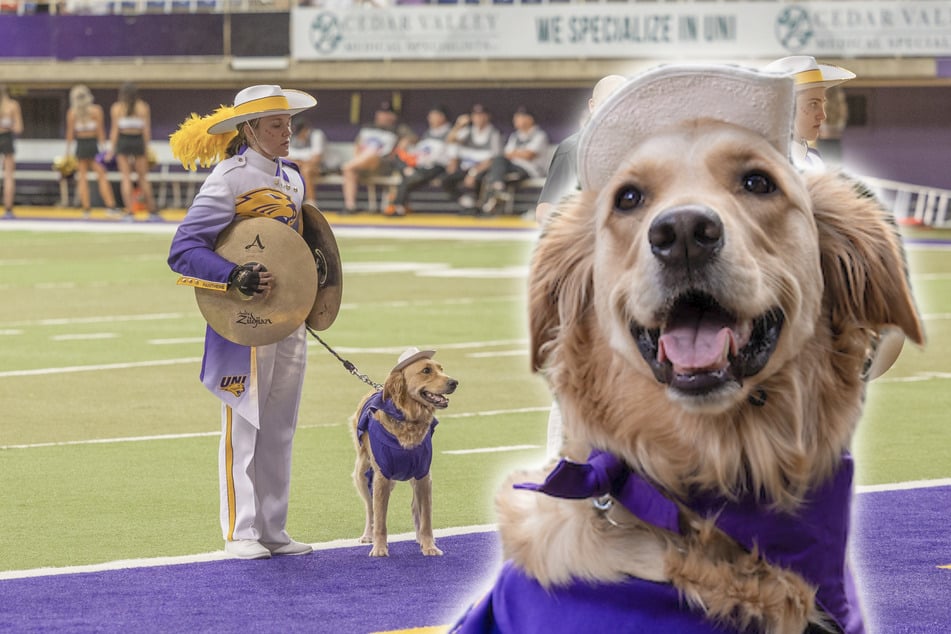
xmin=356 ymin=391 xmax=437 ymax=490
xmin=453 ymin=450 xmax=863 ymax=634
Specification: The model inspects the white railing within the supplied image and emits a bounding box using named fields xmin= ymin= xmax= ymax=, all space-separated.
xmin=862 ymin=176 xmax=951 ymax=228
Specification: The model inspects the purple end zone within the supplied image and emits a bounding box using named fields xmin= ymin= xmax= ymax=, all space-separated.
xmin=0 ymin=488 xmax=949 ymax=633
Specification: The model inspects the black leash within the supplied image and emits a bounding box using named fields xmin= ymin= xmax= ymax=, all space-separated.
xmin=306 ymin=326 xmax=383 ymax=391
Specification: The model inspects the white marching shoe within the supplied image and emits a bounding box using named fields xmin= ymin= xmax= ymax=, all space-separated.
xmin=224 ymin=539 xmax=272 ymax=560
xmin=263 ymin=539 xmax=314 ymax=556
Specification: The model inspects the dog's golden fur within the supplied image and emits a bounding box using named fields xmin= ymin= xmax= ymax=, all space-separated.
xmin=498 ymin=121 xmax=924 ymax=632
xmin=351 ymin=356 xmax=457 ymax=557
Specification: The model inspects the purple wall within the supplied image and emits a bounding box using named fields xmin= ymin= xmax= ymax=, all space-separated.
xmin=841 ymin=86 xmax=951 ymax=189
xmin=0 ymin=14 xmax=223 ymax=59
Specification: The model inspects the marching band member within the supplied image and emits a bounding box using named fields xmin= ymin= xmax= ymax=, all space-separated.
xmin=167 ymin=85 xmax=318 ymax=560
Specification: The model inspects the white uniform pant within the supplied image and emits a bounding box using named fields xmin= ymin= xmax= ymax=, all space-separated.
xmin=218 ymin=325 xmax=307 ymax=544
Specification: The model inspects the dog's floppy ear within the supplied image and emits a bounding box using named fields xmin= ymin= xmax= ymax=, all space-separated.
xmin=529 ymin=193 xmax=597 ymax=371
xmin=383 ymin=369 xmax=406 ymax=404
xmin=809 ymin=171 xmax=925 ymax=346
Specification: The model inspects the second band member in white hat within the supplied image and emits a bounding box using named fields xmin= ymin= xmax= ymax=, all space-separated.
xmin=764 ymin=55 xmax=855 ymax=170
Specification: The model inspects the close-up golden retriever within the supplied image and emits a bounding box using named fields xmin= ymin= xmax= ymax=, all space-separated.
xmin=350 ymin=349 xmax=458 ymax=557
xmin=453 ymin=66 xmax=924 ymax=634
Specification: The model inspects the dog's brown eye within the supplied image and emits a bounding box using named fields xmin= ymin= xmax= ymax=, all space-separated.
xmin=614 ymin=185 xmax=644 ymax=212
xmin=422 ymin=367 xmax=431 ymax=374
xmin=743 ymin=171 xmax=776 ymax=195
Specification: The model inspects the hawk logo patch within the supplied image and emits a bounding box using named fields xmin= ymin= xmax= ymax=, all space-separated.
xmin=235 ymin=188 xmax=299 ymax=226
xmin=219 ymin=375 xmax=247 ymax=398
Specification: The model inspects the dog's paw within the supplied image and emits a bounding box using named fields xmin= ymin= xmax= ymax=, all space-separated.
xmin=421 ymin=544 xmax=443 ymax=556
xmin=369 ymin=544 xmax=389 ymax=557
xmin=358 ymin=534 xmax=373 ymax=544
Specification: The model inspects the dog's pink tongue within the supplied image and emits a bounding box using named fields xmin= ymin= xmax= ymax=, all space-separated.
xmin=659 ymin=316 xmax=737 ymax=372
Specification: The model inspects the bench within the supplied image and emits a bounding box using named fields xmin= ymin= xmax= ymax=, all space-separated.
xmin=7 ymin=139 xmax=545 ymax=214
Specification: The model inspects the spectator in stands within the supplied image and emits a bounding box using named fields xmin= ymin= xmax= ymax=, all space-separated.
xmin=65 ymin=85 xmax=120 ymax=218
xmin=763 ymin=56 xmax=855 ymax=171
xmin=443 ymin=103 xmax=502 ymax=215
xmin=340 ymin=101 xmax=401 ymax=215
xmin=0 ymin=84 xmax=23 ymax=219
xmin=287 ymin=116 xmax=326 ymax=208
xmin=385 ymin=104 xmax=453 ymax=217
xmin=535 ymin=74 xmax=626 ymax=226
xmin=480 ymin=105 xmax=550 ymax=216
xmin=107 ymin=82 xmax=157 ymax=220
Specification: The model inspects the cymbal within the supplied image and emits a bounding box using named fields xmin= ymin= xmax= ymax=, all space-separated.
xmin=864 ymin=326 xmax=906 ymax=381
xmin=301 ymin=202 xmax=343 ymax=331
xmin=196 ymin=217 xmax=318 ymax=346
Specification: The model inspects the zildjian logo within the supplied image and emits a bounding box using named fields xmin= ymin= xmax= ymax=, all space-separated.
xmin=236 ymin=311 xmax=273 ymax=328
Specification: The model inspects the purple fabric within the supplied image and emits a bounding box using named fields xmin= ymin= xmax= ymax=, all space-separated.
xmin=0 ymin=15 xmax=222 ymax=60
xmin=514 ymin=450 xmax=862 ymax=633
xmin=356 ymin=391 xmax=437 ymax=486
xmin=515 ymin=450 xmax=680 ymax=533
xmin=450 ymin=561 xmax=739 ymax=634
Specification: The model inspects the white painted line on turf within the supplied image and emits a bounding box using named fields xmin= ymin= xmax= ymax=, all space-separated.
xmin=0 ymin=431 xmax=221 ymax=451
xmin=0 ymin=329 xmax=23 ymax=335
xmin=51 ymin=333 xmax=118 ymax=342
xmin=0 ymin=312 xmax=186 ymax=328
xmin=856 ymin=478 xmax=951 ymax=494
xmin=467 ymin=350 xmax=527 ymax=358
xmin=442 ymin=406 xmax=549 ymax=420
xmin=443 ymin=445 xmax=540 ymax=455
xmin=0 ymin=357 xmax=201 ymax=379
xmin=0 ymin=523 xmax=499 ymax=581
xmin=0 ymin=408 xmax=549 ymax=450
xmin=148 ymin=337 xmax=205 ymax=345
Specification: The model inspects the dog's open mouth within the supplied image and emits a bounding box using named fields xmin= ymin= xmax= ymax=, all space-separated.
xmin=421 ymin=390 xmax=451 ymax=409
xmin=631 ymin=291 xmax=784 ymax=395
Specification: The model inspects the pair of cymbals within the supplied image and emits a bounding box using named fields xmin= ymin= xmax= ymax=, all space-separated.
xmin=195 ymin=204 xmax=342 ymax=346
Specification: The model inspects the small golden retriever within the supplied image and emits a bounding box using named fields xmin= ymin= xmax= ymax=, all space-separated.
xmin=351 ymin=349 xmax=458 ymax=557
xmin=458 ymin=73 xmax=925 ymax=632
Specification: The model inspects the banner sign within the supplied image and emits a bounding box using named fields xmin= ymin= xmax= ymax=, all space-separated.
xmin=291 ymin=2 xmax=951 ymax=61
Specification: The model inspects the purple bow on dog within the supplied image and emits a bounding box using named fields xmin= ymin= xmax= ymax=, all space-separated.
xmin=514 ymin=450 xmax=681 ymax=534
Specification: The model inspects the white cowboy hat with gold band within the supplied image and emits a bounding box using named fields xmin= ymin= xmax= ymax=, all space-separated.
xmin=170 ymin=84 xmax=317 ymax=170
xmin=763 ymin=56 xmax=856 ymax=91
xmin=207 ymin=85 xmax=317 ymax=134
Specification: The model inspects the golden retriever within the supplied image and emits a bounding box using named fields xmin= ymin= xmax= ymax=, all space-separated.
xmin=351 ymin=351 xmax=458 ymax=557
xmin=476 ymin=118 xmax=925 ymax=633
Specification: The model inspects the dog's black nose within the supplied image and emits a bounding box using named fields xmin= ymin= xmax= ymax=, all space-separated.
xmin=648 ymin=206 xmax=724 ymax=269
xmin=447 ymin=379 xmax=459 ymax=393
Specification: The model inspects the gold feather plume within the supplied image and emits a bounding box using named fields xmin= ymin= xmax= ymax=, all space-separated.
xmin=169 ymin=106 xmax=239 ymax=171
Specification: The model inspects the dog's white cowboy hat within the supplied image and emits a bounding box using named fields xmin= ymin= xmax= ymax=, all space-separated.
xmin=578 ymin=64 xmax=795 ymax=192
xmin=393 ymin=347 xmax=436 ymax=372
xmin=763 ymin=56 xmax=856 ymax=91
xmin=207 ymin=85 xmax=317 ymax=134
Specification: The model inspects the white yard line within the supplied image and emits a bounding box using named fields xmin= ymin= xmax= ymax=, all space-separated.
xmin=0 ymin=407 xmax=549 ymax=450
xmin=0 ymin=357 xmax=202 ymax=379
xmin=2 ymin=476 xmax=949 ymax=581
xmin=442 ymin=445 xmax=540 ymax=455
xmin=0 ymin=523 xmax=499 ymax=581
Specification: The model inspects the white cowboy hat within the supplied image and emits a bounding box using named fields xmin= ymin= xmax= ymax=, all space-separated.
xmin=578 ymin=64 xmax=795 ymax=192
xmin=393 ymin=347 xmax=436 ymax=372
xmin=763 ymin=56 xmax=856 ymax=91
xmin=207 ymin=85 xmax=317 ymax=134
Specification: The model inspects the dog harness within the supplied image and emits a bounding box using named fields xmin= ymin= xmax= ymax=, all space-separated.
xmin=454 ymin=450 xmax=862 ymax=634
xmin=356 ymin=391 xmax=438 ymax=490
